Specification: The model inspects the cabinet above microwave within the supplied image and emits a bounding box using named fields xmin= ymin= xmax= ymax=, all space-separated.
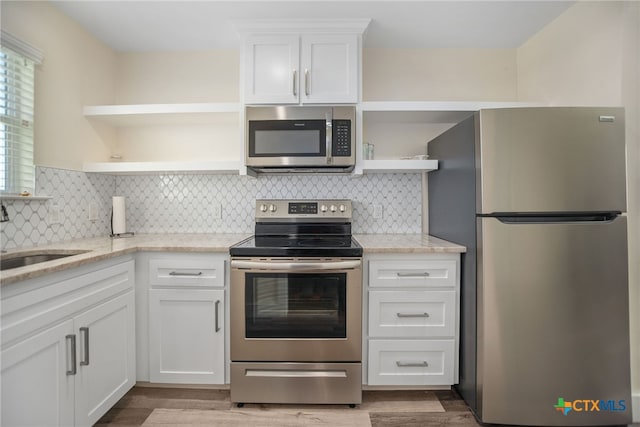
xmin=234 ymin=19 xmax=370 ymax=105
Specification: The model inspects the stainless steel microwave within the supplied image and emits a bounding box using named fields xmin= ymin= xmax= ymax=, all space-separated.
xmin=245 ymin=106 xmax=355 ymax=173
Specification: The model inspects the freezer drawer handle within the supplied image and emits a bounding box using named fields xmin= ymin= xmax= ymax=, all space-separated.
xmin=480 ymin=211 xmax=621 ymax=224
xmin=397 ymin=312 xmax=430 ymax=318
xmin=397 ymin=272 xmax=430 ymax=277
xmin=396 ymin=361 xmax=429 ymax=367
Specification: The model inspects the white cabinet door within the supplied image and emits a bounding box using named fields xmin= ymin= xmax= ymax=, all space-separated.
xmin=74 ymin=291 xmax=136 ymax=427
xmin=149 ymin=289 xmax=224 ymax=384
xmin=300 ymin=34 xmax=358 ymax=104
xmin=244 ymin=34 xmax=300 ymax=104
xmin=1 ymin=320 xmax=75 ymax=427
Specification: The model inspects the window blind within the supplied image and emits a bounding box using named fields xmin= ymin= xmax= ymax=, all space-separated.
xmin=1 ymin=35 xmax=38 ymax=194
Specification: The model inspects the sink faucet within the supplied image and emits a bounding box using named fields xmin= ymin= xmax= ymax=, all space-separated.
xmin=0 ymin=202 xmax=9 ymax=223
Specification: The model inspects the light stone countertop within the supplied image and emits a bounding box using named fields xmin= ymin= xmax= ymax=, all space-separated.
xmin=353 ymin=234 xmax=466 ymax=254
xmin=1 ymin=233 xmax=465 ymax=286
xmin=0 ymin=233 xmax=251 ymax=286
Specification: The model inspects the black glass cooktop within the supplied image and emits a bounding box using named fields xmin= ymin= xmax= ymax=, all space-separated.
xmin=230 ymin=235 xmax=362 ymax=257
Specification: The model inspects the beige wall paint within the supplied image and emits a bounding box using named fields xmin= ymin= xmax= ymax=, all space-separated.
xmin=112 ymin=51 xmax=240 ymax=162
xmin=1 ymin=1 xmax=117 ymax=171
xmin=115 ymin=51 xmax=239 ymax=104
xmin=363 ymin=48 xmax=518 ymax=101
xmin=517 ymin=2 xmax=625 ymax=106
xmin=518 ymin=1 xmax=640 ymax=420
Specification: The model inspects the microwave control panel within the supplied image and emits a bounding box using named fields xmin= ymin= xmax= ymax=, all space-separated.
xmin=332 ymin=120 xmax=352 ymax=157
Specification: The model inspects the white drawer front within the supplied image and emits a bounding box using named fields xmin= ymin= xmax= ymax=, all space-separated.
xmin=368 ymin=339 xmax=455 ymax=385
xmin=369 ymin=260 xmax=456 ymax=288
xmin=369 ymin=291 xmax=455 ymax=337
xmin=149 ymin=257 xmax=225 ymax=288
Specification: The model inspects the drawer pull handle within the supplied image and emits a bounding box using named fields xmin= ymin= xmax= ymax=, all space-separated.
xmin=169 ymin=271 xmax=203 ymax=277
xmin=396 ymin=361 xmax=429 ymax=367
xmin=80 ymin=327 xmax=90 ymax=366
xmin=66 ymin=334 xmax=77 ymax=376
xmin=292 ymin=69 xmax=298 ymax=96
xmin=397 ymin=312 xmax=430 ymax=318
xmin=397 ymin=272 xmax=430 ymax=277
xmin=215 ymin=300 xmax=221 ymax=332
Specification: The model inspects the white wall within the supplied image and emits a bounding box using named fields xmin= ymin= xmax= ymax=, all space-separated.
xmin=518 ymin=2 xmax=640 ymax=421
xmin=1 ymin=1 xmax=117 ymax=171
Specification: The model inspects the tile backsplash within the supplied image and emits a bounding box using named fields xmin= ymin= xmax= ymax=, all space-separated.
xmin=1 ymin=166 xmax=423 ymax=251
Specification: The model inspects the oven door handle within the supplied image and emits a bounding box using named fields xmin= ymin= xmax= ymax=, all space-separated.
xmin=231 ymin=260 xmax=361 ymax=272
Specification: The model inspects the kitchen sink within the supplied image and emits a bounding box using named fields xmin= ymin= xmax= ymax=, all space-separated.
xmin=0 ymin=250 xmax=90 ymax=271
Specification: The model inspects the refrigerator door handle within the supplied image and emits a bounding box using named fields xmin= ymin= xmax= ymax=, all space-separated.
xmin=479 ymin=211 xmax=621 ymax=224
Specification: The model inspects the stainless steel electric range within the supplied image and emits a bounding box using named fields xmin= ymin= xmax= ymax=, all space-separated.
xmin=229 ymin=199 xmax=363 ymax=407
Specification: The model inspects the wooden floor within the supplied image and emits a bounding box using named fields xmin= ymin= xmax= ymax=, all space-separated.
xmin=95 ymin=387 xmax=482 ymax=426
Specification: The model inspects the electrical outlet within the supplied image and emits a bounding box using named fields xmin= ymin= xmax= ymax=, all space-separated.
xmin=212 ymin=203 xmax=222 ymax=219
xmin=373 ymin=204 xmax=384 ymax=219
xmin=88 ymin=202 xmax=99 ymax=222
xmin=48 ymin=204 xmax=61 ymax=225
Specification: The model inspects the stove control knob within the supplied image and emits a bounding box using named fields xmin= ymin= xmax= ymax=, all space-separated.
xmin=330 ymin=205 xmax=337 ymax=213
xmin=320 ymin=204 xmax=328 ymax=213
xmin=259 ymin=204 xmax=268 ymax=213
xmin=269 ymin=204 xmax=277 ymax=213
xmin=339 ymin=204 xmax=346 ymax=213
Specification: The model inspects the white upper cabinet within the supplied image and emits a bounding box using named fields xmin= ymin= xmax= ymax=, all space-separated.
xmin=237 ymin=19 xmax=369 ymax=105
xmin=244 ymin=34 xmax=301 ymax=104
xmin=301 ymin=34 xmax=358 ymax=104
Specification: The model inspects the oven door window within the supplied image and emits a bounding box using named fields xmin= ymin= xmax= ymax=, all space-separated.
xmin=249 ymin=120 xmax=326 ymax=157
xmin=245 ymin=273 xmax=346 ymax=338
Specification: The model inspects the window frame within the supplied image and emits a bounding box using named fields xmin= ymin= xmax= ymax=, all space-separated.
xmin=0 ymin=30 xmax=42 ymax=196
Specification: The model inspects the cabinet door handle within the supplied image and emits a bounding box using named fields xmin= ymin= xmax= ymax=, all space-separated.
xmin=396 ymin=361 xmax=429 ymax=367
xmin=304 ymin=68 xmax=310 ymax=96
xmin=215 ymin=300 xmax=221 ymax=332
xmin=397 ymin=272 xmax=430 ymax=277
xmin=80 ymin=327 xmax=90 ymax=366
xmin=169 ymin=271 xmax=202 ymax=277
xmin=66 ymin=334 xmax=77 ymax=376
xmin=292 ymin=69 xmax=298 ymax=96
xmin=397 ymin=312 xmax=430 ymax=318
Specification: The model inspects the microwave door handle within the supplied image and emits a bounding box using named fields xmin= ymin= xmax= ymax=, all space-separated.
xmin=326 ymin=112 xmax=332 ymax=165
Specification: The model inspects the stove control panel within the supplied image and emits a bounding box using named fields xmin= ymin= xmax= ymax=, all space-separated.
xmin=256 ymin=199 xmax=352 ymax=221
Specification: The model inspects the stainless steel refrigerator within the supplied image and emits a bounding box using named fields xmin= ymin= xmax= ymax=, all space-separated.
xmin=428 ymin=107 xmax=631 ymax=426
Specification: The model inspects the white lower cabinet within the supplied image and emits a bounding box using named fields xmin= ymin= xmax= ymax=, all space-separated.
xmin=74 ymin=291 xmax=136 ymax=426
xmin=149 ymin=288 xmax=224 ymax=384
xmin=143 ymin=253 xmax=227 ymax=385
xmin=365 ymin=254 xmax=460 ymax=387
xmin=0 ymin=257 xmax=136 ymax=427
xmin=1 ymin=320 xmax=75 ymax=427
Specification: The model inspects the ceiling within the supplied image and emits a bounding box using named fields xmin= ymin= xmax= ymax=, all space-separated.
xmin=50 ymin=0 xmax=575 ymax=52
